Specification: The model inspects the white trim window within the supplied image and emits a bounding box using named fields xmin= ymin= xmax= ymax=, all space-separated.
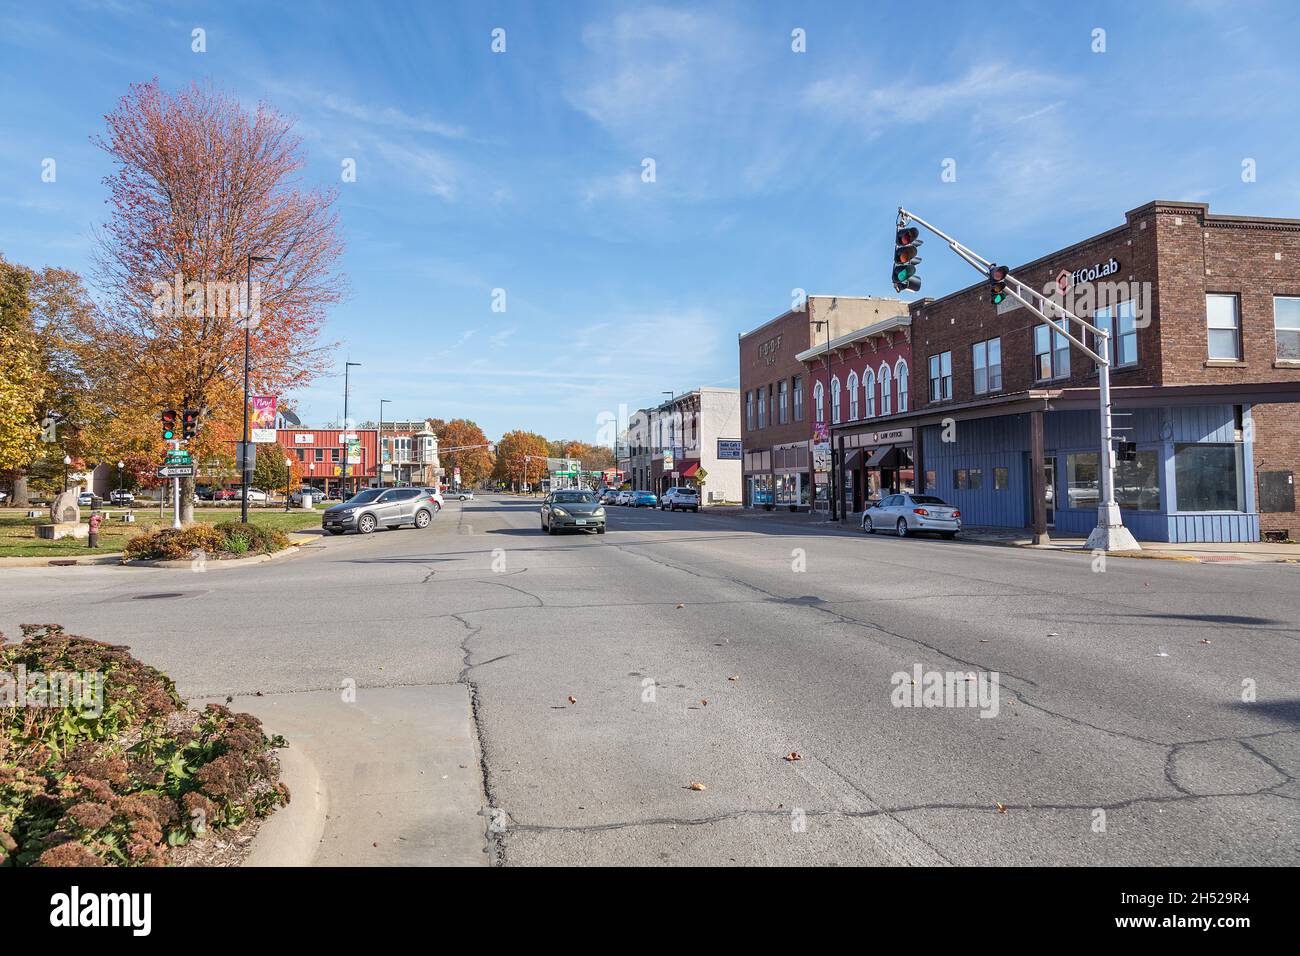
xmin=1034 ymin=319 xmax=1070 ymax=380
xmin=1093 ymin=302 xmax=1137 ymax=367
xmin=878 ymin=363 xmax=892 ymax=416
xmin=973 ymin=338 xmax=1002 ymax=394
xmin=895 ymin=359 xmax=909 ymax=412
xmin=830 ymin=375 xmax=842 ymax=424
xmin=813 ymin=380 xmax=825 ymax=423
xmin=778 ymin=379 xmax=789 ymax=424
xmin=745 ymin=390 xmax=754 ymax=431
xmin=863 ymin=369 xmax=876 ymax=417
xmin=1274 ymin=296 xmax=1300 ymax=361
xmin=847 ymin=371 xmax=859 ymax=420
xmin=1206 ymin=293 xmax=1240 ymax=361
xmin=793 ymin=376 xmax=804 ymax=421
xmin=928 ymin=351 xmax=952 ymax=402
xmin=757 ymin=386 xmax=766 ymax=429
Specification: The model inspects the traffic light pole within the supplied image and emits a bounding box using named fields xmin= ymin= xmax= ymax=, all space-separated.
xmin=897 ymin=207 xmax=1140 ymax=552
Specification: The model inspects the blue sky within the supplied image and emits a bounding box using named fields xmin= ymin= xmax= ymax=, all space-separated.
xmin=3 ymin=0 xmax=1299 ymax=442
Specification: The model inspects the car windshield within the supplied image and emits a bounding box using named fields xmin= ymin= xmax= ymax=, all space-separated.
xmin=910 ymin=495 xmax=948 ymax=505
xmin=346 ymin=489 xmax=384 ymax=504
xmin=554 ymin=492 xmax=595 ymax=503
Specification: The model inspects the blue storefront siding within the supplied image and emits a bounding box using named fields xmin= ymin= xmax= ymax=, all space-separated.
xmin=921 ymin=404 xmax=1259 ymax=543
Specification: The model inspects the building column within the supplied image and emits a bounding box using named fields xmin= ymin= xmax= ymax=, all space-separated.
xmin=914 ymin=428 xmax=926 ymax=494
xmin=1030 ymin=408 xmax=1049 ymax=545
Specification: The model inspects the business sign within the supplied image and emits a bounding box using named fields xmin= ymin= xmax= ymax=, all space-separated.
xmin=339 ymin=433 xmax=358 ymax=443
xmin=813 ymin=421 xmax=829 ymax=444
xmin=717 ymin=439 xmax=742 ymax=460
xmin=662 ymin=450 xmax=674 ymax=471
xmin=294 ymin=433 xmax=315 ymax=444
xmin=346 ymin=438 xmax=362 ymax=465
xmin=250 ymin=396 xmax=277 ymax=443
xmin=869 ymin=428 xmax=913 ymax=444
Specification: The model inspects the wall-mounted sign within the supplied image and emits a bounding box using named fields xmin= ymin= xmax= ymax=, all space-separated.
xmin=662 ymin=450 xmax=674 ymax=471
xmin=869 ymin=428 xmax=912 ymax=444
xmin=1057 ymin=257 xmax=1121 ymax=292
xmin=294 ymin=433 xmax=315 ymax=444
xmin=717 ymin=439 xmax=742 ymax=460
xmin=758 ymin=333 xmax=783 ymax=366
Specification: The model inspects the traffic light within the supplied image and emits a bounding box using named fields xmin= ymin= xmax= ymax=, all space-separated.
xmin=161 ymin=408 xmax=177 ymax=441
xmin=182 ymin=409 xmax=200 ymax=440
xmin=892 ymin=226 xmax=922 ymax=293
xmin=989 ymin=264 xmax=1009 ymax=305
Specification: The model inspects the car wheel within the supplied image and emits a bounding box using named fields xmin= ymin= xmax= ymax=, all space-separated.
xmin=414 ymin=509 xmax=431 ymax=529
xmin=358 ymin=514 xmax=377 ymax=534
xmin=896 ymin=517 xmax=908 ymax=538
xmin=597 ymin=525 xmax=606 ymax=534
xmin=863 ymin=515 xmax=874 ymax=534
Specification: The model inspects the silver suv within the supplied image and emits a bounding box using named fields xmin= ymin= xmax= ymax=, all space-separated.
xmin=323 ymin=487 xmax=438 ymax=535
xmin=660 ymin=486 xmax=700 ymax=512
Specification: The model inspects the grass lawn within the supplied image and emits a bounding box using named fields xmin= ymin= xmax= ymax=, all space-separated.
xmin=0 ymin=507 xmax=324 ymax=558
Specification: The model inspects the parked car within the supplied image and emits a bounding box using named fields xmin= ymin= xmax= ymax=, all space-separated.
xmin=614 ymin=490 xmax=634 ymax=505
xmin=322 ymin=487 xmax=439 ymax=535
xmin=239 ymin=487 xmax=269 ymax=503
xmin=540 ymin=489 xmax=606 ymax=535
xmin=452 ymin=489 xmax=474 ymax=500
xmin=862 ymin=493 xmax=961 ymax=539
xmin=419 ymin=488 xmax=445 ymax=511
xmin=660 ymin=486 xmax=700 ymax=512
xmin=631 ymin=490 xmax=658 ymax=508
xmin=77 ymin=491 xmax=97 ymax=507
xmin=109 ymin=489 xmax=135 ymax=505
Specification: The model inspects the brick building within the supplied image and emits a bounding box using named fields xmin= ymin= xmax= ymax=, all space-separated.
xmin=739 ymin=296 xmax=908 ymax=509
xmin=377 ymin=420 xmax=443 ymax=488
xmin=276 ymin=427 xmax=378 ymax=498
xmin=638 ymin=387 xmax=742 ymax=503
xmin=873 ymin=200 xmax=1300 ymax=542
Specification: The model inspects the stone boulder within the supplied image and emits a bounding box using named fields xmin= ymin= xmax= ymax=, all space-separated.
xmin=50 ymin=490 xmax=80 ymax=525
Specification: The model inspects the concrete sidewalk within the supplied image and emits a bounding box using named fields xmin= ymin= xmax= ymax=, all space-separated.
xmin=211 ymin=685 xmax=489 ymax=866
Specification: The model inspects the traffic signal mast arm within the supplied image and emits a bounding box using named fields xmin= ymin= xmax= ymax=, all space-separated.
xmin=897 ymin=207 xmax=1108 ymax=366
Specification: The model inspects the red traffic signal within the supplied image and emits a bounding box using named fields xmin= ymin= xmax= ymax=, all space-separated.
xmin=182 ymin=409 xmax=200 ymax=440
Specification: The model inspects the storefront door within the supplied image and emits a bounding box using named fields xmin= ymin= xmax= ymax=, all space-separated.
xmin=1044 ymin=459 xmax=1056 ymax=528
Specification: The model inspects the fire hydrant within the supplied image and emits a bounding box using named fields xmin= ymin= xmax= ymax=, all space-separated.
xmin=88 ymin=510 xmax=103 ymax=548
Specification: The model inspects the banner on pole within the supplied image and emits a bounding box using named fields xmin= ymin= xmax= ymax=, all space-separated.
xmin=251 ymin=396 xmax=278 ymax=443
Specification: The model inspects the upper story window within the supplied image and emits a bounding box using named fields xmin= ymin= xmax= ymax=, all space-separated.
xmin=830 ymin=376 xmax=842 ymax=424
xmin=778 ymin=379 xmax=789 ymax=424
xmin=973 ymin=338 xmax=1002 ymax=394
xmin=847 ymin=371 xmax=859 ymax=420
xmin=895 ymin=359 xmax=909 ymax=412
xmin=1206 ymin=293 xmax=1241 ymax=361
xmin=878 ymin=363 xmax=892 ymax=416
xmin=1035 ymin=318 xmax=1070 ymax=380
xmin=928 ymin=352 xmax=952 ymax=402
xmin=745 ymin=390 xmax=754 ymax=431
xmin=1274 ymin=296 xmax=1300 ymax=362
xmin=757 ymin=386 xmax=767 ymax=429
xmin=813 ymin=380 xmax=824 ymax=423
xmin=793 ymin=376 xmax=804 ymax=421
xmin=864 ymin=369 xmax=876 ymax=417
xmin=1093 ymin=301 xmax=1137 ymax=367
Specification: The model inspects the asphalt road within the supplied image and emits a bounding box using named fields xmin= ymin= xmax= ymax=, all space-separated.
xmin=2 ymin=493 xmax=1297 ymax=866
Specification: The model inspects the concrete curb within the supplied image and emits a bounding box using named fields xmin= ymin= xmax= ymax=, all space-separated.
xmin=0 ymin=552 xmax=124 ymax=569
xmin=124 ymin=544 xmax=303 ymax=570
xmin=243 ymin=745 xmax=327 ymax=867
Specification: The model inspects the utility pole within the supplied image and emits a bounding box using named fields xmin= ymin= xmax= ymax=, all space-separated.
xmin=897 ymin=207 xmax=1140 ymax=552
xmin=340 ymin=361 xmax=361 ymax=498
xmin=378 ymin=399 xmax=390 ymax=488
xmin=241 ymin=253 xmax=275 ymax=523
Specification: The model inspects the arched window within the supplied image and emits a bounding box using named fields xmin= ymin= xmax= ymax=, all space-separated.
xmin=813 ymin=380 xmax=824 ymax=423
xmin=847 ymin=371 xmax=859 ymax=420
xmin=830 ymin=375 xmax=842 ymax=424
xmin=895 ymin=359 xmax=909 ymax=413
xmin=879 ymin=363 xmax=892 ymax=416
xmin=864 ymin=369 xmax=876 ymax=417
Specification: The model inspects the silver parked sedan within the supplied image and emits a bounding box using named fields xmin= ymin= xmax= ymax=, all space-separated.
xmin=862 ymin=493 xmax=961 ymax=539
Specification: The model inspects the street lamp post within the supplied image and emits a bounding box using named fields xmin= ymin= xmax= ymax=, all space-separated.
xmin=63 ymin=455 xmax=71 ymax=491
xmin=116 ymin=460 xmax=124 ymax=502
xmin=378 ymin=399 xmax=391 ymax=488
xmin=340 ymin=361 xmax=361 ymax=499
xmin=284 ymin=457 xmax=292 ymax=512
xmin=241 ymin=252 xmax=275 ymax=524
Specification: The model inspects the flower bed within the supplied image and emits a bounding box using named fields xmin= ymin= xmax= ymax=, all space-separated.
xmin=122 ymin=521 xmax=291 ymax=562
xmin=0 ymin=624 xmax=288 ymax=867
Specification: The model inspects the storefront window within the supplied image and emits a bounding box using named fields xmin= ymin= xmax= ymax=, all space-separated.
xmin=994 ymin=466 xmax=1008 ymax=491
xmin=1174 ymin=444 xmax=1242 ymax=511
xmin=776 ymin=473 xmax=801 ymax=505
xmin=750 ymin=474 xmax=773 ymax=505
xmin=1066 ymin=452 xmax=1099 ymax=510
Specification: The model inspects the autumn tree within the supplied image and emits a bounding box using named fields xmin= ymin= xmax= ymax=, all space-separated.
xmin=492 ymin=430 xmax=549 ymax=491
xmin=429 ymin=418 xmax=492 ymax=485
xmin=65 ymin=79 xmax=345 ymax=523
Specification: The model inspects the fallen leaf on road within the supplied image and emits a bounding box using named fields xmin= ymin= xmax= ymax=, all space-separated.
xmin=727 ymin=676 xmax=739 ymax=681
xmin=1047 ymin=632 xmax=1058 ymax=637
xmin=700 ymin=699 xmax=708 ymax=706
xmin=676 ymin=603 xmax=685 ymax=609
xmin=783 ymin=752 xmax=802 ymax=762
xmin=567 ymin=696 xmax=577 ymax=704
xmin=995 ymin=803 xmax=1007 ymax=814
xmin=1199 ymin=639 xmax=1212 ymax=645
xmin=688 ymin=782 xmax=707 ymax=791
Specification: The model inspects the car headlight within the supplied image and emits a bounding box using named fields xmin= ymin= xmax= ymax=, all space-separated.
xmin=593 ymin=507 xmax=605 ymax=516
xmin=552 ymin=507 xmax=568 ymax=517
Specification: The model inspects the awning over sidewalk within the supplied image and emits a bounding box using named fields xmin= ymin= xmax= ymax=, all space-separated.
xmin=865 ymin=446 xmax=893 ymax=468
xmin=680 ymin=463 xmax=699 ymax=478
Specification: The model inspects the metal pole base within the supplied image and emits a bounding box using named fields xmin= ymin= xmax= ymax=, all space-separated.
xmin=1085 ymin=521 xmax=1141 ymax=552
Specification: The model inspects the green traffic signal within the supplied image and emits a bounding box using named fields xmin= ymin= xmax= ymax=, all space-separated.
xmin=988 ymin=265 xmax=1009 ymax=305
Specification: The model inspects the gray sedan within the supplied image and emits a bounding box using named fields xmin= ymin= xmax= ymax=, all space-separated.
xmin=862 ymin=493 xmax=961 ymax=539
xmin=540 ymin=490 xmax=606 ymax=534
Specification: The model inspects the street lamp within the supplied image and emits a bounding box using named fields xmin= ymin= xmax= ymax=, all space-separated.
xmin=340 ymin=361 xmax=361 ymax=499
xmin=378 ymin=399 xmax=391 ymax=488
xmin=117 ymin=460 xmax=124 ymax=501
xmin=241 ymin=252 xmax=275 ymax=524
xmin=63 ymin=455 xmax=72 ymax=491
xmin=284 ymin=457 xmax=292 ymax=512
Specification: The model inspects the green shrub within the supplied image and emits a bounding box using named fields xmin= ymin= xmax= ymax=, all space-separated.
xmin=212 ymin=521 xmax=289 ymax=554
xmin=0 ymin=624 xmax=288 ymax=867
xmin=122 ymin=525 xmax=226 ymax=561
